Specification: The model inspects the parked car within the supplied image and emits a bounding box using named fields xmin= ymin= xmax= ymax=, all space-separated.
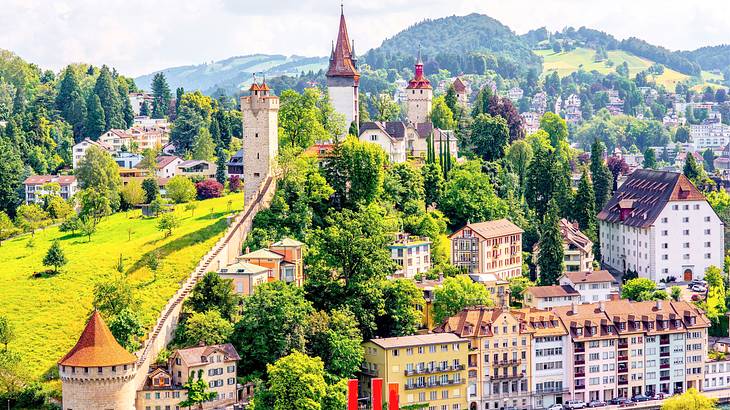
xmin=691 ymin=293 xmax=704 ymax=301
xmin=689 ymin=279 xmax=708 ymax=287
xmin=619 ymin=400 xmax=637 ymax=408
xmin=564 ymin=400 xmax=587 ymax=409
xmin=632 ymin=394 xmax=651 ymax=402
xmin=651 ymin=392 xmax=667 ymax=400
xmin=608 ymin=397 xmax=628 ymax=405
xmin=691 ymin=284 xmax=707 ymax=292
xmin=656 ymin=282 xmax=667 ymax=290
xmin=588 ymin=400 xmax=607 ymax=407
xmin=547 ymin=404 xmax=564 ymax=410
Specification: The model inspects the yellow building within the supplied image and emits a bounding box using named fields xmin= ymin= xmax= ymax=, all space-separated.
xmin=433 ymin=306 xmax=533 ymax=410
xmin=361 ymin=333 xmax=469 ymax=410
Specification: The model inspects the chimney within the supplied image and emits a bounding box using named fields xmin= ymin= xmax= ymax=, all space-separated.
xmin=598 ymin=300 xmax=605 ymax=313
xmin=571 ymin=301 xmax=578 ymax=315
xmin=245 ymin=246 xmax=250 ymax=254
xmin=656 ymin=300 xmax=663 ymax=310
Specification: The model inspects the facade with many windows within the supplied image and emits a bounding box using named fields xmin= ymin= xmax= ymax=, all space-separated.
xmin=449 ymin=219 xmax=523 ymax=280
xmin=360 ymin=333 xmax=469 ymax=410
xmin=598 ymin=169 xmax=724 ymax=282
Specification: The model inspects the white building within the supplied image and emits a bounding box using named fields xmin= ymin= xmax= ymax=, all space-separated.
xmin=359 ymin=121 xmax=458 ymax=163
xmin=559 ymin=270 xmax=618 ymax=303
xmin=71 ymin=138 xmax=113 ymax=169
xmin=24 ymin=175 xmax=78 ymax=204
xmin=531 ymin=92 xmax=547 ymax=115
xmin=704 ymin=359 xmax=730 ymax=391
xmin=526 ymin=310 xmax=570 ymax=410
xmin=521 ymin=112 xmax=540 ymax=135
xmin=98 ymin=126 xmax=169 ymax=153
xmin=523 ymin=285 xmax=582 ymax=310
xmin=690 ymin=118 xmax=730 ymax=151
xmin=598 ymin=169 xmax=724 ymax=282
xmin=153 ymin=156 xmax=184 ymax=178
xmin=507 ymin=87 xmax=524 ymax=102
xmin=388 ymin=234 xmax=431 ymax=279
xmin=114 ymin=152 xmax=143 ymax=169
xmin=128 ymin=92 xmax=154 ymax=116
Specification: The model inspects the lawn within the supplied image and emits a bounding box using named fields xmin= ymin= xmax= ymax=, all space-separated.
xmin=0 ymin=192 xmax=243 ymax=379
xmin=535 ymin=47 xmax=727 ymax=91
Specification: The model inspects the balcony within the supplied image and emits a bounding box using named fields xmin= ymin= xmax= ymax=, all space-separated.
xmin=660 ymin=351 xmax=670 ymax=358
xmin=574 ymin=359 xmax=585 ymax=365
xmin=618 ymin=342 xmax=629 ymax=349
xmin=494 ymin=359 xmax=522 ymax=366
xmin=404 ymin=379 xmax=465 ymax=390
xmin=535 ymin=387 xmax=569 ymax=394
xmin=618 ymin=380 xmax=628 ymax=386
xmin=618 ymin=367 xmax=628 ymax=374
xmin=492 ymin=372 xmax=525 ymax=380
xmin=575 ymin=384 xmax=585 ymax=390
xmin=361 ymin=368 xmax=378 ymax=376
xmin=660 ymin=336 xmax=670 ymax=345
xmin=575 ymin=345 xmax=585 ymax=353
xmin=574 ymin=371 xmax=585 ymax=378
xmin=660 ymin=376 xmax=670 ymax=381
xmin=403 ymin=364 xmax=465 ymax=376
xmin=618 ymin=355 xmax=629 ymax=362
xmin=660 ymin=364 xmax=670 ymax=369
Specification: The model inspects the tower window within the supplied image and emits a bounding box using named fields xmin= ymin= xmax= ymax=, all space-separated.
xmin=420 ymin=90 xmax=423 ymax=94
xmin=254 ymin=173 xmax=260 ymax=177
xmin=255 ymin=133 xmax=259 ymax=138
xmin=257 ymin=153 xmax=260 ymax=160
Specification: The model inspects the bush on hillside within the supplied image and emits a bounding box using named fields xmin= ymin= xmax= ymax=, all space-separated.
xmin=196 ymin=179 xmax=224 ymax=200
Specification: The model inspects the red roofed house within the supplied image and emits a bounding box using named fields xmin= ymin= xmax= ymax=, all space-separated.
xmin=58 ymin=311 xmax=138 ymax=410
xmin=448 ymin=219 xmax=524 ymax=280
xmin=452 ymin=77 xmax=470 ymax=108
xmin=224 ymin=237 xmax=305 ymax=291
xmin=597 ymin=169 xmax=724 ymax=282
xmin=533 ymin=219 xmax=594 ymax=274
xmin=326 ymin=5 xmax=359 ymax=134
xmin=24 ymin=175 xmax=78 ymax=204
xmin=152 ymin=155 xmax=184 ymax=178
xmin=405 ymin=49 xmax=432 ymax=124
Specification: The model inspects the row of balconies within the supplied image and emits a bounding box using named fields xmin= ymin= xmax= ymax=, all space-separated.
xmin=403 ymin=364 xmax=465 ymax=376
xmin=404 ymin=379 xmax=465 ymax=390
xmin=493 ymin=359 xmax=522 ymax=366
xmin=491 ymin=372 xmax=525 ymax=380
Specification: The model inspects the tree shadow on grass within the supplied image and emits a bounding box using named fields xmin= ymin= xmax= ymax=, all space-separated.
xmin=130 ymin=218 xmax=230 ymax=288
xmin=30 ymin=269 xmax=60 ymax=279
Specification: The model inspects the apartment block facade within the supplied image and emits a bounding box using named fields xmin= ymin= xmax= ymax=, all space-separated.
xmin=360 ymin=333 xmax=469 ymax=410
xmin=449 ymin=219 xmax=523 ymax=280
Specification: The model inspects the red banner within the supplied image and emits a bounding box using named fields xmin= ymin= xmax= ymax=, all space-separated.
xmin=347 ymin=379 xmax=358 ymax=410
xmin=371 ymin=378 xmax=383 ymax=410
xmin=388 ymin=383 xmax=399 ymax=410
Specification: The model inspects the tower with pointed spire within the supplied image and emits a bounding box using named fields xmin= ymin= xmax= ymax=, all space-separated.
xmin=240 ymin=76 xmax=279 ymax=204
xmin=405 ymin=48 xmax=432 ymax=124
xmin=58 ymin=311 xmax=139 ymax=409
xmin=326 ymin=5 xmax=359 ymax=134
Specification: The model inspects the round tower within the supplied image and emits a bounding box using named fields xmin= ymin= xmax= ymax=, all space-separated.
xmin=406 ymin=48 xmax=433 ymax=124
xmin=59 ymin=311 xmax=138 ymax=410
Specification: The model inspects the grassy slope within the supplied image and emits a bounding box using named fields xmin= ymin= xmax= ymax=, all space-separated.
xmin=535 ymin=47 xmax=725 ymax=90
xmin=0 ymin=193 xmax=243 ymax=379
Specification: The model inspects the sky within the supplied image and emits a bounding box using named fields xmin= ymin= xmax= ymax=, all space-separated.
xmin=0 ymin=0 xmax=727 ymax=78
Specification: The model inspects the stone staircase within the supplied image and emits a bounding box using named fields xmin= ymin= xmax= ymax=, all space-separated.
xmin=135 ymin=176 xmax=276 ymax=368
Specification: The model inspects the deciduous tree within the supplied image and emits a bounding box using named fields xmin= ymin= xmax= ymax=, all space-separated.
xmin=185 ymin=272 xmax=239 ymax=320
xmin=266 ymin=352 xmax=328 ymax=410
xmin=471 ymin=113 xmax=510 ymax=161
xmin=182 ymin=309 xmax=234 ymax=347
xmin=166 ymin=176 xmax=196 ymax=204
xmin=433 ymin=275 xmax=494 ymax=324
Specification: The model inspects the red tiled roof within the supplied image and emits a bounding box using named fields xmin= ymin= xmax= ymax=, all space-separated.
xmin=326 ymin=8 xmax=359 ymax=79
xmin=58 ymin=311 xmax=137 ymax=367
xmin=156 ymin=155 xmax=181 ymax=170
xmin=175 ymin=343 xmax=240 ymax=367
xmin=597 ymin=169 xmax=706 ymax=228
xmin=452 ymin=77 xmax=467 ymax=93
xmin=449 ymin=219 xmax=523 ymax=240
xmin=525 ymin=285 xmax=580 ymax=298
xmin=561 ymin=270 xmax=616 ymax=284
xmin=24 ymin=175 xmax=76 ymax=185
xmin=407 ymin=52 xmax=431 ymax=90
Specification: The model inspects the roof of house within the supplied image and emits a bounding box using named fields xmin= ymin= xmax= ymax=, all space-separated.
xmin=219 ymin=261 xmax=271 ymax=276
xmin=24 ymin=175 xmax=76 ymax=185
xmin=156 ymin=156 xmax=181 ymax=169
xmin=174 ymin=343 xmax=240 ymax=367
xmin=406 ymin=52 xmax=431 ymax=90
xmin=516 ymin=308 xmax=568 ymax=337
xmin=433 ymin=306 xmax=529 ymax=338
xmin=449 ymin=219 xmax=524 ymax=240
xmin=326 ymin=8 xmax=358 ymax=79
xmin=525 ymin=285 xmax=580 ymax=299
xmin=240 ymin=248 xmax=284 ymax=260
xmin=415 ymin=122 xmax=433 ymax=138
xmin=271 ymin=238 xmax=304 ymax=247
xmin=367 ymin=333 xmax=466 ymax=349
xmin=360 ymin=121 xmax=407 ymax=141
xmin=558 ymin=218 xmax=593 ymax=253
xmin=227 ymin=149 xmax=244 ymax=165
xmin=561 ymin=270 xmax=616 ymax=284
xmin=596 ymin=169 xmax=706 ymax=228
xmin=452 ymin=77 xmax=467 ymax=93
xmin=552 ymin=303 xmax=614 ymax=341
xmin=468 ymin=273 xmax=508 ymax=285
xmin=178 ymin=160 xmax=211 ymax=169
xmin=58 ymin=311 xmax=137 ymax=367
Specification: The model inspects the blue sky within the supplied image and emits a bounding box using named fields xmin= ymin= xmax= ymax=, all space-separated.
xmin=1 ymin=0 xmax=727 ymax=77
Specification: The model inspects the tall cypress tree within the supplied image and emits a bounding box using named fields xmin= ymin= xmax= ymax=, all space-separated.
xmin=151 ymin=73 xmax=172 ymax=119
xmin=590 ymin=139 xmax=612 ymax=212
xmin=215 ymin=146 xmax=227 ymax=185
xmin=68 ymin=90 xmax=88 ymax=142
xmin=573 ymin=169 xmax=597 ymax=238
xmin=538 ymin=200 xmax=564 ymax=286
xmin=118 ymin=82 xmax=134 ymax=127
xmin=85 ymin=94 xmax=106 ymax=140
xmin=93 ymin=66 xmax=124 ymax=130
xmin=56 ymin=66 xmax=82 ymax=119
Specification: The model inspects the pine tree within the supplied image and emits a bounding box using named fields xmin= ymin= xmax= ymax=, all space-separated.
xmin=209 ymin=117 xmax=221 ymax=148
xmin=537 ymin=200 xmax=564 ymax=286
xmin=151 ymin=73 xmax=171 ymax=119
xmin=93 ymin=66 xmax=124 ymax=130
xmin=573 ymin=169 xmax=596 ymax=237
xmin=43 ymin=240 xmax=67 ymax=274
xmin=643 ymin=148 xmax=657 ymax=169
xmin=215 ymin=146 xmax=227 ymax=185
xmin=118 ymin=83 xmax=134 ymax=127
xmin=68 ymin=90 xmax=88 ymax=142
xmin=85 ymin=94 xmax=106 ymax=140
xmin=684 ymin=152 xmax=703 ymax=183
xmin=56 ymin=67 xmax=82 ymax=120
xmin=590 ymin=139 xmax=612 ymax=211
xmin=175 ymin=87 xmax=184 ymax=115
xmin=139 ymin=100 xmax=150 ymax=117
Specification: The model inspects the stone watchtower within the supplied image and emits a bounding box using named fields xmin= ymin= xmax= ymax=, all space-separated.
xmin=405 ymin=49 xmax=433 ymax=124
xmin=240 ymin=80 xmax=279 ymax=204
xmin=58 ymin=311 xmax=138 ymax=410
xmin=326 ymin=5 xmax=359 ymax=132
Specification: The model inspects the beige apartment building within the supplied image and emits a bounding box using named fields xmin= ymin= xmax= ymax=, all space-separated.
xmin=449 ymin=219 xmax=523 ymax=280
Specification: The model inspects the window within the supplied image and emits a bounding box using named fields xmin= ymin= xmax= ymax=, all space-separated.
xmin=662 ymin=230 xmax=668 ymax=236
xmin=370 ymin=135 xmax=377 ymax=141
xmin=683 ymin=230 xmax=690 ymax=235
xmin=706 ymin=253 xmax=712 ymax=259
xmin=683 ymin=217 xmax=689 ymax=223
xmin=705 ymin=229 xmax=712 ymax=235
xmin=705 ymin=216 xmax=711 ymax=222
xmin=392 ymin=349 xmax=399 ymax=357
xmin=661 ymin=217 xmax=668 ymax=223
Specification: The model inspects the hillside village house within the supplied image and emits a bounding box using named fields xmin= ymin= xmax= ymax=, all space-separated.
xmin=388 ymin=233 xmax=431 ymax=279
xmin=524 ymin=285 xmax=582 ymax=310
xmin=98 ymin=126 xmax=169 ymax=153
xmin=534 ymin=218 xmax=594 ymax=275
xmin=559 ymin=270 xmax=618 ymax=303
xmin=71 ymin=138 xmax=113 ymax=169
xmin=218 ymin=261 xmax=272 ymax=296
xmin=128 ymin=92 xmax=154 ymax=116
xmin=24 ymin=175 xmax=78 ymax=204
xmin=468 ymin=273 xmax=510 ymax=307
xmin=452 ymin=77 xmax=470 ymax=108
xmin=153 ymin=156 xmax=184 ymax=178
xmin=359 ymin=121 xmax=452 ymax=163
xmin=598 ymin=169 xmax=724 ymax=282
xmin=233 ymin=238 xmax=305 ymax=287
xmin=227 ymin=149 xmax=244 ymax=178
xmin=360 ymin=333 xmax=470 ymax=410
xmin=449 ymin=219 xmax=523 ymax=280
xmin=177 ymin=160 xmax=217 ymax=179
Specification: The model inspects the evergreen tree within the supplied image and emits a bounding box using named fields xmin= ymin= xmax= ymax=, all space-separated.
xmin=422 ymin=162 xmax=444 ymax=207
xmin=151 ymin=73 xmax=171 ymax=119
xmin=175 ymin=86 xmax=184 ymax=115
xmin=118 ymin=82 xmax=134 ymax=127
xmin=43 ymin=240 xmax=67 ymax=274
xmin=444 ymin=84 xmax=459 ymax=118
xmin=684 ymin=152 xmax=703 ymax=182
xmin=537 ymin=200 xmax=564 ymax=286
xmin=215 ymin=146 xmax=227 ymax=185
xmin=573 ymin=169 xmax=596 ymax=238
xmin=139 ymin=100 xmax=150 ymax=116
xmin=703 ymin=148 xmax=715 ymax=172
xmin=56 ymin=68 xmax=87 ymax=141
xmin=590 ymin=139 xmax=612 ymax=211
xmin=209 ymin=116 xmax=221 ymax=148
xmin=93 ymin=66 xmax=124 ymax=130
xmin=643 ymin=148 xmax=657 ymax=169
xmin=0 ymin=138 xmax=24 ymax=216
xmin=85 ymin=94 xmax=106 ymax=140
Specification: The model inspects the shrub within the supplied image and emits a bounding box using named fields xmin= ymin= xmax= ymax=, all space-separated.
xmin=228 ymin=175 xmax=242 ymax=192
xmin=165 ymin=176 xmax=197 ymax=203
xmin=196 ymin=179 xmax=224 ymax=200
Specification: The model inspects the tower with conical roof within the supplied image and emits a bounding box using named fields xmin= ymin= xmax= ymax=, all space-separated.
xmin=326 ymin=5 xmax=359 ymax=134
xmin=58 ymin=311 xmax=138 ymax=409
xmin=406 ymin=48 xmax=432 ymax=124
xmin=240 ymin=77 xmax=279 ymax=204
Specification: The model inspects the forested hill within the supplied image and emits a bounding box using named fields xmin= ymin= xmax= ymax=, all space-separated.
xmin=680 ymin=45 xmax=730 ymax=73
xmin=134 ymin=54 xmax=327 ymax=96
xmin=361 ymin=13 xmax=542 ymax=79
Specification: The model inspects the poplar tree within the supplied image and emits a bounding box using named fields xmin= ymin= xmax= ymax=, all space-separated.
xmin=215 ymin=146 xmax=227 ymax=185
xmin=537 ymin=200 xmax=564 ymax=286
xmin=573 ymin=169 xmax=597 ymax=238
xmin=590 ymin=139 xmax=612 ymax=211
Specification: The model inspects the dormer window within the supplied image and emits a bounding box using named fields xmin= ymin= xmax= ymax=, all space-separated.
xmin=575 ymin=328 xmax=583 ymax=336
xmin=201 ymin=356 xmax=207 ymax=363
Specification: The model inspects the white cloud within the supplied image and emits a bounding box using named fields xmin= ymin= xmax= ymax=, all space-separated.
xmin=0 ymin=0 xmax=727 ymax=77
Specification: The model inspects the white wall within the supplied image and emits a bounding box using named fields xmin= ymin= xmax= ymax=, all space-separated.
xmin=329 ymin=86 xmax=357 ymax=130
